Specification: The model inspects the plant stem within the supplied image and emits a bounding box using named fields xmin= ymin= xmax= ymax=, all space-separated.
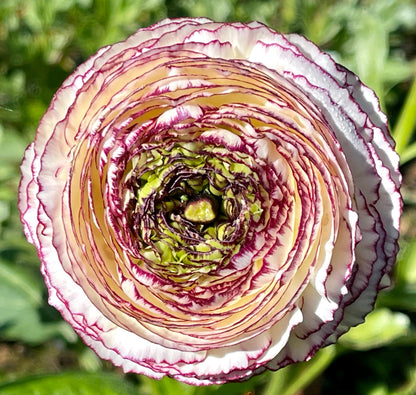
xmin=262 ymin=345 xmax=337 ymax=395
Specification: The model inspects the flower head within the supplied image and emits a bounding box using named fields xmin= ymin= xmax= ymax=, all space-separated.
xmin=19 ymin=18 xmax=401 ymax=385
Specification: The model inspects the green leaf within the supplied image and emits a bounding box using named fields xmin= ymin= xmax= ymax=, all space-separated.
xmin=0 ymin=371 xmax=137 ymax=395
xmin=393 ymin=76 xmax=416 ymax=158
xmin=207 ymin=379 xmax=261 ymax=395
xmin=0 ymin=258 xmax=43 ymax=307
xmin=0 ymin=259 xmax=75 ymax=344
xmin=400 ymin=141 xmax=416 ymax=165
xmin=377 ymin=287 xmax=416 ymax=313
xmin=339 ymin=308 xmax=410 ymax=351
xmin=0 ymin=120 xmax=28 ymax=170
xmin=139 ymin=376 xmax=197 ymax=395
xmin=348 ymin=13 xmax=388 ymax=103
xmin=396 ymin=238 xmax=416 ymax=286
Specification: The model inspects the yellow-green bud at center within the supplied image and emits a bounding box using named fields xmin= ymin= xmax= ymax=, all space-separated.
xmin=184 ymin=197 xmax=216 ymax=223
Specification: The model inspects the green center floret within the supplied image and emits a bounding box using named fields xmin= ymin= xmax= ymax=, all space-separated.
xmin=184 ymin=196 xmax=217 ymax=223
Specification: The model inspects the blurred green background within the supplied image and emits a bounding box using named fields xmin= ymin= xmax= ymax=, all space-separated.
xmin=1 ymin=0 xmax=416 ymax=394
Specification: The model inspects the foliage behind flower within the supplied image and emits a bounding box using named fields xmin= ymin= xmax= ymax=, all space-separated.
xmin=18 ymin=18 xmax=401 ymax=385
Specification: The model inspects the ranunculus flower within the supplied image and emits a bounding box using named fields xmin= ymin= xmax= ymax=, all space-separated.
xmin=19 ymin=18 xmax=401 ymax=385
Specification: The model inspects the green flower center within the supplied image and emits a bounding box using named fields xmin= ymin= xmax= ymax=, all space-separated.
xmin=123 ymin=141 xmax=264 ymax=281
